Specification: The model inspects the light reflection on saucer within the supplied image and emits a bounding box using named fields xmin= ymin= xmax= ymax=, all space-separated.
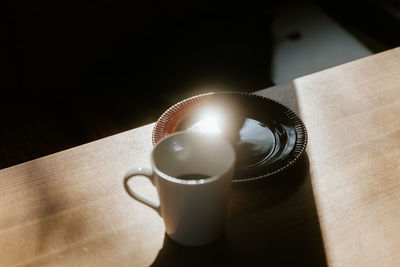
xmin=187 ymin=117 xmax=222 ymax=134
xmin=186 ymin=108 xmax=223 ymax=134
xmin=236 ymin=118 xmax=275 ymax=167
xmin=153 ymin=92 xmax=307 ymax=182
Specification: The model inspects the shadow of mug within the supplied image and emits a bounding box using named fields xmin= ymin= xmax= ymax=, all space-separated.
xmin=151 ymin=234 xmax=232 ymax=267
xmin=150 ymin=153 xmax=328 ymax=266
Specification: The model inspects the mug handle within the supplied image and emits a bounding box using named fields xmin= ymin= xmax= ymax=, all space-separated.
xmin=123 ymin=167 xmax=161 ymax=214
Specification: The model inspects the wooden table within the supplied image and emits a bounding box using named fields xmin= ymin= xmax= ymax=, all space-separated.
xmin=1 ymin=47 xmax=399 ymax=266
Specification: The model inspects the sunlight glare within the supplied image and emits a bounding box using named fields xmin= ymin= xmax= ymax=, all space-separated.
xmin=187 ymin=108 xmax=223 ymax=134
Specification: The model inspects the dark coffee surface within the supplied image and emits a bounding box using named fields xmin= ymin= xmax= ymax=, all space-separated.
xmin=176 ymin=173 xmax=211 ymax=181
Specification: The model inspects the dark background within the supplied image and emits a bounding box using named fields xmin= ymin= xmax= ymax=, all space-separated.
xmin=2 ymin=0 xmax=399 ymax=168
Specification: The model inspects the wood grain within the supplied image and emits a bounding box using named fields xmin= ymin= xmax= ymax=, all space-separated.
xmin=0 ymin=125 xmax=165 ymax=266
xmin=258 ymin=47 xmax=400 ymax=266
xmin=0 ymin=47 xmax=399 ymax=266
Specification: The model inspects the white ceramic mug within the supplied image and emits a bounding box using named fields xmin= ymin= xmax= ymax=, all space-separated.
xmin=123 ymin=131 xmax=235 ymax=246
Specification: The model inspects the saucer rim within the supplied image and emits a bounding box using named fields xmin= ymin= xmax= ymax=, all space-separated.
xmin=152 ymin=92 xmax=308 ymax=183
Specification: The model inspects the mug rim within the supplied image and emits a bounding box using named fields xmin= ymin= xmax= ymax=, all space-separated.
xmin=151 ymin=131 xmax=235 ymax=185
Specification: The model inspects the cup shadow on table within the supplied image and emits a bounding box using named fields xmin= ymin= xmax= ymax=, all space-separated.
xmin=151 ymin=152 xmax=327 ymax=267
